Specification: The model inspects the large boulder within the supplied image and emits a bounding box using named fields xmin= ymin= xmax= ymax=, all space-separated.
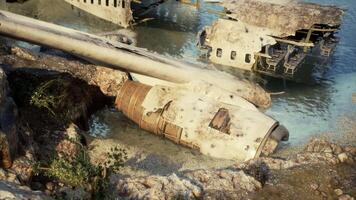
xmin=0 ymin=68 xmax=18 ymax=168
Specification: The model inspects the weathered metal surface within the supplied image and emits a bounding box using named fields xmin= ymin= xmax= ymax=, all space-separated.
xmin=0 ymin=10 xmax=272 ymax=108
xmin=223 ymin=0 xmax=344 ymax=37
xmin=198 ymin=0 xmax=343 ymax=76
xmin=115 ymin=80 xmax=287 ymax=161
xmin=64 ymin=0 xmax=133 ymax=28
xmin=201 ymin=18 xmax=276 ymax=70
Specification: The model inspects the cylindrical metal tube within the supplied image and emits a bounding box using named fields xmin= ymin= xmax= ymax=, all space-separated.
xmin=115 ymin=81 xmax=287 ymax=161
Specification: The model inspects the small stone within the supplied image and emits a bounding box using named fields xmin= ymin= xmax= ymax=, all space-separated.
xmin=218 ymin=171 xmax=230 ymax=179
xmin=310 ymin=183 xmax=319 ymax=190
xmin=339 ymin=194 xmax=354 ymax=200
xmin=142 ymin=178 xmax=156 ymax=188
xmin=334 ymin=189 xmax=343 ymax=196
xmin=31 ymin=182 xmax=43 ymax=191
xmin=332 ymin=145 xmax=343 ymax=155
xmin=323 ymin=147 xmax=333 ymax=153
xmin=0 ymin=169 xmax=7 ymax=180
xmin=44 ymin=189 xmax=52 ymax=196
xmin=325 ymin=153 xmax=333 ymax=158
xmin=46 ymin=182 xmax=55 ymax=191
xmin=6 ymin=173 xmax=18 ymax=184
xmin=344 ymin=147 xmax=356 ymax=155
xmin=338 ymin=153 xmax=349 ymax=163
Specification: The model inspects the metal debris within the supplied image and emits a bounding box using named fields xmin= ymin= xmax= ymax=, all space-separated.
xmin=0 ymin=10 xmax=272 ymax=108
xmin=223 ymin=0 xmax=344 ymax=37
xmin=115 ymin=80 xmax=288 ymax=160
xmin=198 ymin=0 xmax=344 ymax=78
xmin=64 ymin=0 xmax=133 ymax=28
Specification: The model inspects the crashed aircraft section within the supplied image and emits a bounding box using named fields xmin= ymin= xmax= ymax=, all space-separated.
xmin=0 ymin=10 xmax=289 ymax=161
xmin=115 ymin=80 xmax=288 ymax=160
xmin=198 ymin=0 xmax=344 ymax=78
xmin=64 ymin=0 xmax=133 ymax=27
xmin=64 ymin=0 xmax=165 ymax=27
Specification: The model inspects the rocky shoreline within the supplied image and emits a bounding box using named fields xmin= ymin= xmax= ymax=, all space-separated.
xmin=0 ymin=42 xmax=355 ymax=199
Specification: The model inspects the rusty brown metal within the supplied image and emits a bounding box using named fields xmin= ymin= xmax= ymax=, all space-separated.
xmin=115 ymin=81 xmax=199 ymax=148
xmin=115 ymin=80 xmax=151 ymax=125
xmin=209 ymin=108 xmax=231 ymax=134
xmin=0 ymin=137 xmax=12 ymax=169
xmin=115 ymin=80 xmax=287 ymax=160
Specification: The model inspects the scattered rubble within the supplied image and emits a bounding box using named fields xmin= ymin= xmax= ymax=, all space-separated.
xmin=111 ymin=138 xmax=355 ymax=199
xmin=114 ymin=168 xmax=261 ymax=199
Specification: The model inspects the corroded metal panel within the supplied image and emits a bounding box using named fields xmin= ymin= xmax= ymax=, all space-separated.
xmin=202 ymin=18 xmax=276 ymax=70
xmin=64 ymin=0 xmax=133 ymax=27
xmin=223 ymin=0 xmax=344 ymax=37
xmin=116 ymin=80 xmax=282 ymax=161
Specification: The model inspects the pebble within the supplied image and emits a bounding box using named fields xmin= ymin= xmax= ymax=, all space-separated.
xmin=31 ymin=182 xmax=43 ymax=191
xmin=338 ymin=153 xmax=349 ymax=163
xmin=0 ymin=169 xmax=7 ymax=179
xmin=142 ymin=178 xmax=156 ymax=188
xmin=339 ymin=194 xmax=355 ymax=200
xmin=44 ymin=189 xmax=52 ymax=196
xmin=6 ymin=173 xmax=19 ymax=184
xmin=310 ymin=183 xmax=319 ymax=190
xmin=334 ymin=189 xmax=343 ymax=196
xmin=46 ymin=182 xmax=55 ymax=191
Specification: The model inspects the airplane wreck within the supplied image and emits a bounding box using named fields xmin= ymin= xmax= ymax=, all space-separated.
xmin=64 ymin=0 xmax=165 ymax=28
xmin=0 ymin=10 xmax=289 ymax=161
xmin=198 ymin=0 xmax=345 ymax=78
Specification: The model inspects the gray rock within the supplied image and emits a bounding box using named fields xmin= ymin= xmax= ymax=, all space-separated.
xmin=334 ymin=188 xmax=343 ymax=196
xmin=339 ymin=194 xmax=355 ymax=200
xmin=55 ymin=186 xmax=91 ymax=200
xmin=116 ymin=173 xmax=201 ymax=200
xmin=310 ymin=183 xmax=319 ymax=190
xmin=0 ymin=181 xmax=51 ymax=200
xmin=338 ymin=153 xmax=349 ymax=163
xmin=115 ymin=169 xmax=261 ymax=200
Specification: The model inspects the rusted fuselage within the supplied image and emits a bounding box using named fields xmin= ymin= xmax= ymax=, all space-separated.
xmin=115 ymin=80 xmax=288 ymax=160
xmin=198 ymin=0 xmax=344 ymax=78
